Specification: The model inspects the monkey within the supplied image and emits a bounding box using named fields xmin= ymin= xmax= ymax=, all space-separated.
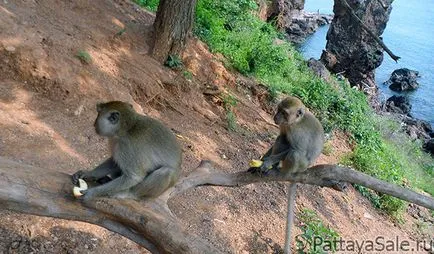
xmin=250 ymin=96 xmax=324 ymax=254
xmin=71 ymin=101 xmax=182 ymax=201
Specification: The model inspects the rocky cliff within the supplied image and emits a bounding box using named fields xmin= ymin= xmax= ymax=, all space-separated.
xmin=320 ymin=0 xmax=393 ymax=89
xmin=258 ymin=0 xmax=333 ymax=43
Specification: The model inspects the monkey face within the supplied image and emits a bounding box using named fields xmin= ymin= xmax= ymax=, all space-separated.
xmin=274 ymin=97 xmax=305 ymax=126
xmin=94 ymin=110 xmax=121 ymax=137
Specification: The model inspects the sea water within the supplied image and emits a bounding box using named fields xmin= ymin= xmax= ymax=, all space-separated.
xmin=298 ymin=0 xmax=434 ymax=126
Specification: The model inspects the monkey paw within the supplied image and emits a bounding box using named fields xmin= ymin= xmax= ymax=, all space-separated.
xmin=72 ymin=170 xmax=86 ymax=185
xmin=247 ymin=166 xmax=272 ymax=176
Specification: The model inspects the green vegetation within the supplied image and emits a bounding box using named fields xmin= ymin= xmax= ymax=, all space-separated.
xmin=115 ymin=28 xmax=127 ymax=37
xmin=133 ymin=0 xmax=159 ymax=11
xmin=76 ymin=50 xmax=92 ymax=64
xmin=164 ymin=54 xmax=183 ymax=69
xmin=183 ymin=70 xmax=193 ymax=80
xmin=296 ymin=209 xmax=340 ymax=254
xmin=221 ymin=93 xmax=238 ymax=131
xmin=135 ymin=0 xmax=434 ymax=216
xmin=322 ymin=141 xmax=334 ymax=156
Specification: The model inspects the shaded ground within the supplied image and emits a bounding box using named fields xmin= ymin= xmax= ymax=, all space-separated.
xmin=0 ymin=0 xmax=432 ymax=253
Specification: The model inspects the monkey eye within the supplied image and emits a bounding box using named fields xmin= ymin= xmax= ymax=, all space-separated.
xmin=108 ymin=112 xmax=120 ymax=124
xmin=296 ymin=108 xmax=304 ymax=117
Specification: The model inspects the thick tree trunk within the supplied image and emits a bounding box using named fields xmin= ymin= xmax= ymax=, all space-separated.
xmin=152 ymin=0 xmax=197 ymax=63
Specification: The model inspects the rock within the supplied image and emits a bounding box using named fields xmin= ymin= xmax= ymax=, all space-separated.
xmin=10 ymin=241 xmax=20 ymax=249
xmin=363 ymin=212 xmax=374 ymax=220
xmin=307 ymin=58 xmax=330 ymax=81
xmin=264 ymin=0 xmax=332 ymax=43
xmin=423 ymin=139 xmax=434 ymax=156
xmin=320 ymin=0 xmax=393 ymax=87
xmin=385 ymin=95 xmax=411 ymax=114
xmin=404 ymin=117 xmax=433 ymax=134
xmin=402 ymin=116 xmax=432 ymax=141
xmin=74 ymin=104 xmax=84 ymax=116
xmin=5 ymin=46 xmax=16 ymax=52
xmin=284 ymin=13 xmax=333 ymax=43
xmin=386 ymin=68 xmax=420 ymax=91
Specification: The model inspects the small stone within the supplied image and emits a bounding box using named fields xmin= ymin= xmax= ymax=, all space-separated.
xmin=84 ymin=244 xmax=89 ymax=249
xmin=10 ymin=241 xmax=20 ymax=249
xmin=5 ymin=46 xmax=16 ymax=52
xmin=363 ymin=212 xmax=374 ymax=220
xmin=74 ymin=105 xmax=84 ymax=116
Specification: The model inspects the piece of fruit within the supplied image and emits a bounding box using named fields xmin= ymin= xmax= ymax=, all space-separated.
xmin=249 ymin=159 xmax=263 ymax=168
xmin=73 ymin=179 xmax=88 ymax=198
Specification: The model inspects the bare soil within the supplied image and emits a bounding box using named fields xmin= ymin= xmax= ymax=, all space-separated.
xmin=0 ymin=0 xmax=432 ymax=253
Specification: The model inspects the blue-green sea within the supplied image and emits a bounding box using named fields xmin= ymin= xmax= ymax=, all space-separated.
xmin=299 ymin=0 xmax=434 ymax=126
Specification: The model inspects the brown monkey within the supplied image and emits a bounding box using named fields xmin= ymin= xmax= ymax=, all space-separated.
xmin=72 ymin=101 xmax=182 ymax=201
xmin=251 ymin=96 xmax=324 ymax=254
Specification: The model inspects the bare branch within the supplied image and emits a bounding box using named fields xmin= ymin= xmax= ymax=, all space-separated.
xmin=168 ymin=161 xmax=434 ymax=210
xmin=340 ymin=0 xmax=400 ymax=62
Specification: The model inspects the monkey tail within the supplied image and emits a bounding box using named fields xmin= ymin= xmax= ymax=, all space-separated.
xmin=284 ymin=182 xmax=297 ymax=254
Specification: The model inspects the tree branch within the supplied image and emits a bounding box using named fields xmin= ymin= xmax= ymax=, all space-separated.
xmin=0 ymin=157 xmax=432 ymax=254
xmin=167 ymin=161 xmax=434 ymax=210
xmin=340 ymin=0 xmax=400 ymax=62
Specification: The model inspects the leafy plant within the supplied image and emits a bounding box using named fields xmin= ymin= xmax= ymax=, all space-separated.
xmin=296 ymin=209 xmax=339 ymax=254
xmin=76 ymin=50 xmax=92 ymax=64
xmin=221 ymin=93 xmax=238 ymax=131
xmin=164 ymin=55 xmax=183 ymax=69
xmin=133 ymin=0 xmax=159 ymax=11
xmin=322 ymin=142 xmax=334 ymax=156
xmin=183 ymin=70 xmax=193 ymax=80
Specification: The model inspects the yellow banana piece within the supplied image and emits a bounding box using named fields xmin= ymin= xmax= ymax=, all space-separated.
xmin=249 ymin=159 xmax=263 ymax=168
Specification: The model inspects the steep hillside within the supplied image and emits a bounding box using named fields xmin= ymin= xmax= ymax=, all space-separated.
xmin=0 ymin=0 xmax=431 ymax=253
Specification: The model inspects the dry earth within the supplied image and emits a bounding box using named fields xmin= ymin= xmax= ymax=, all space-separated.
xmin=0 ymin=0 xmax=432 ymax=253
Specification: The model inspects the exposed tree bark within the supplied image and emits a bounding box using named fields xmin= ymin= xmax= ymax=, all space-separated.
xmin=152 ymin=0 xmax=197 ymax=63
xmin=0 ymin=157 xmax=433 ymax=254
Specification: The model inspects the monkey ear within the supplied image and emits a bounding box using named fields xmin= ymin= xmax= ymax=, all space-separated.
xmin=96 ymin=103 xmax=103 ymax=112
xmin=296 ymin=108 xmax=305 ymax=118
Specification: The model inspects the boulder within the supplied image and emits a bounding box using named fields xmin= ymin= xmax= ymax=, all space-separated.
xmin=386 ymin=68 xmax=420 ymax=92
xmin=385 ymin=95 xmax=411 ymax=115
xmin=320 ymin=0 xmax=393 ymax=86
xmin=403 ymin=116 xmax=433 ymax=141
xmin=423 ymin=139 xmax=434 ymax=156
xmin=307 ymin=58 xmax=330 ymax=81
xmin=264 ymin=0 xmax=332 ymax=43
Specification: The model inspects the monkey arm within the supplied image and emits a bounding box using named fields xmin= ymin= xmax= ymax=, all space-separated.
xmin=88 ymin=158 xmax=121 ymax=178
xmin=82 ymin=174 xmax=143 ymax=200
xmin=72 ymin=158 xmax=121 ymax=184
xmin=261 ymin=150 xmax=289 ymax=170
xmin=260 ymin=148 xmax=273 ymax=160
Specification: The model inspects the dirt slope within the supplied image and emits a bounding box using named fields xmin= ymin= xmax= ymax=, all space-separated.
xmin=0 ymin=0 xmax=432 ymax=253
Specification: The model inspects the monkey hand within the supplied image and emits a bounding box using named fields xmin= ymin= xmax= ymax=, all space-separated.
xmin=258 ymin=160 xmax=274 ymax=175
xmin=247 ymin=159 xmax=263 ymax=174
xmin=72 ymin=170 xmax=96 ymax=185
xmin=247 ymin=159 xmax=273 ymax=175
